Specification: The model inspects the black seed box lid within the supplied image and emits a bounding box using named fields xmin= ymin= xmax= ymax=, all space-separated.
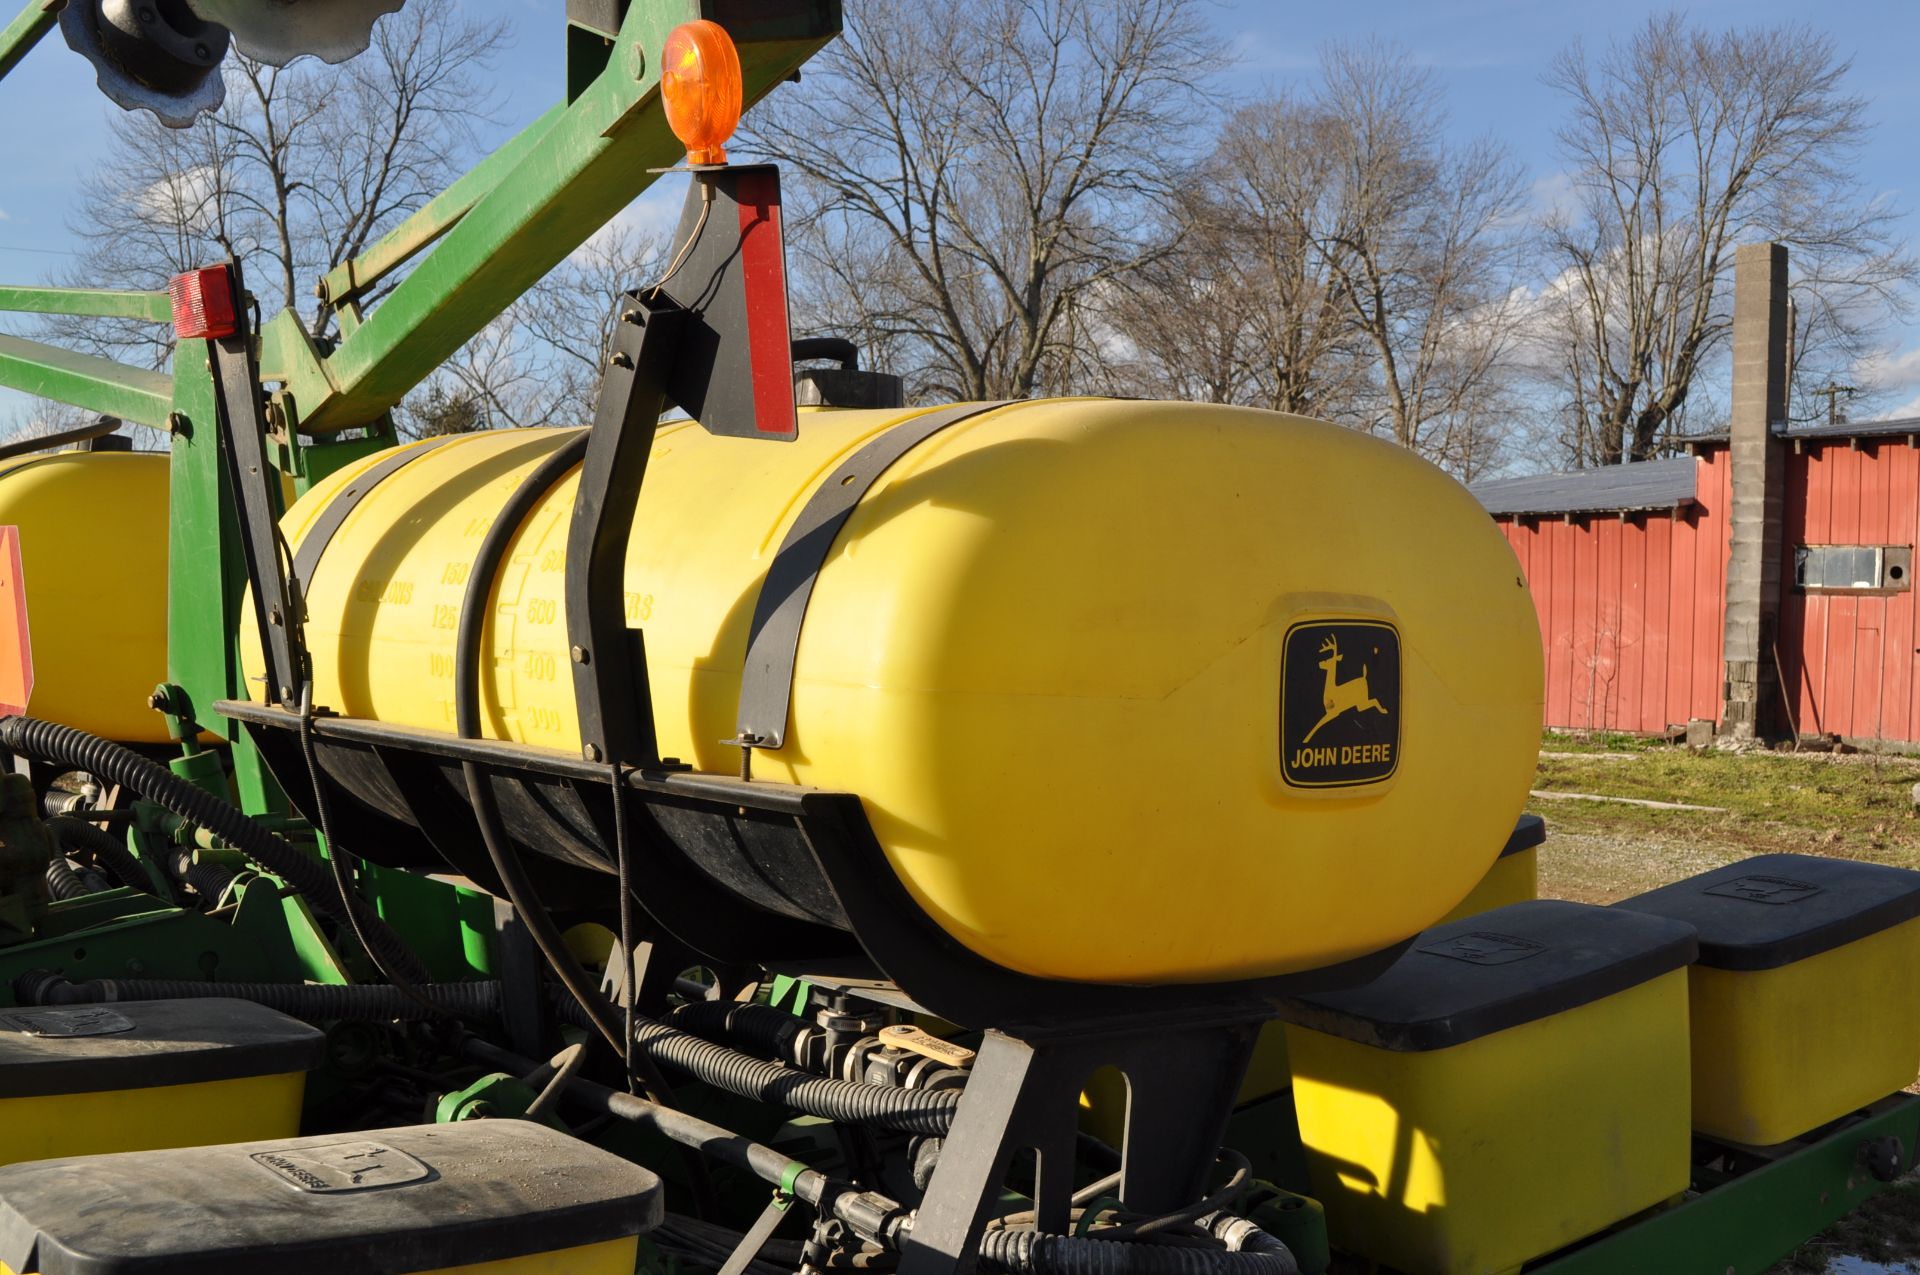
xmin=0 ymin=999 xmax=325 ymax=1098
xmin=1612 ymin=853 xmax=1920 ymax=971
xmin=0 ymin=1120 xmax=663 ymax=1274
xmin=1276 ymin=899 xmax=1699 ymax=1052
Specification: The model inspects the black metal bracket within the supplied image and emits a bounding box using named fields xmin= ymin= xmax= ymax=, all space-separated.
xmin=206 ymin=260 xmax=307 ymax=711
xmin=563 ymin=290 xmax=688 ymax=771
xmin=900 ymin=1015 xmax=1263 ymax=1275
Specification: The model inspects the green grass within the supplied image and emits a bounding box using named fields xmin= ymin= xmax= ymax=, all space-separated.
xmin=1530 ymin=746 xmax=1920 ymax=903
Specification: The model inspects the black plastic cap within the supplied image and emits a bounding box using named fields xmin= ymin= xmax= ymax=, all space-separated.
xmin=1276 ymin=899 xmax=1699 ymax=1052
xmin=1613 ymin=853 xmax=1920 ymax=971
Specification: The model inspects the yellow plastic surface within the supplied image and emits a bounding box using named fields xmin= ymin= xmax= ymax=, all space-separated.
xmin=248 ymin=402 xmax=1543 ymax=983
xmin=0 ymin=1070 xmax=305 ymax=1168
xmin=1438 ymin=848 xmax=1538 ymax=925
xmin=1286 ymin=969 xmax=1691 ymax=1275
xmin=1689 ymin=915 xmax=1920 ymax=1146
xmin=1 ymin=1236 xmax=636 ymax=1275
xmin=0 ymin=453 xmax=171 ymax=743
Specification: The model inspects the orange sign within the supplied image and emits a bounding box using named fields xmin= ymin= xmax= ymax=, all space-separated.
xmin=0 ymin=526 xmax=31 ymax=715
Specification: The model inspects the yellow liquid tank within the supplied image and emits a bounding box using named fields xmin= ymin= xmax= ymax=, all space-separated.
xmin=0 ymin=452 xmax=171 ymax=744
xmin=251 ymin=400 xmax=1544 ymax=984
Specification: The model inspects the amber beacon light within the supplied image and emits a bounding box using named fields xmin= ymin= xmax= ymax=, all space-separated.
xmin=660 ymin=20 xmax=743 ymax=165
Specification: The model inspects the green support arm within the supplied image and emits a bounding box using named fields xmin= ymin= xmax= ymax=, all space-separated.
xmin=0 ymin=333 xmax=172 ymax=427
xmin=0 ymin=0 xmax=55 ymax=83
xmin=265 ymin=1 xmax=839 ymax=433
xmin=0 ymin=286 xmax=172 ymax=322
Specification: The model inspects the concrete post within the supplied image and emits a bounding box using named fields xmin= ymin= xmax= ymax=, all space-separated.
xmin=1721 ymin=242 xmax=1789 ymax=741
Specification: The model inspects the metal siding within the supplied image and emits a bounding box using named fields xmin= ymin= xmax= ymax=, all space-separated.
xmin=1893 ymin=447 xmax=1919 ymax=742
xmin=1644 ymin=515 xmax=1673 ymax=732
xmin=1548 ymin=519 xmax=1575 ymax=726
xmin=1572 ymin=516 xmax=1599 ymax=727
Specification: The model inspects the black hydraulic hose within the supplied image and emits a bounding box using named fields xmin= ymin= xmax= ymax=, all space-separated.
xmin=17 ymin=970 xmax=502 ymax=1022
xmin=668 ymin=999 xmax=808 ymax=1064
xmin=447 ymin=433 xmax=635 ymax=1064
xmin=183 ymin=862 xmax=238 ymax=908
xmin=466 ymin=1037 xmax=845 ymax=1209
xmin=555 ymin=992 xmax=962 ymax=1136
xmin=0 ymin=716 xmax=429 ymax=984
xmin=45 ymin=816 xmax=159 ymax=897
xmin=977 ymin=1220 xmax=1299 ymax=1275
xmin=44 ymin=859 xmax=88 ymax=901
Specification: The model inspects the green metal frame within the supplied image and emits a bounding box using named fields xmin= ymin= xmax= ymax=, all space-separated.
xmin=1533 ymin=1096 xmax=1920 ymax=1274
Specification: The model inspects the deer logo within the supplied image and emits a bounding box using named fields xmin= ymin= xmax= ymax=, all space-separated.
xmin=1303 ymin=634 xmax=1389 ymax=744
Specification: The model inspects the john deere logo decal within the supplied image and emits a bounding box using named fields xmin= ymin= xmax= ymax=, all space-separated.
xmin=1282 ymin=620 xmax=1400 ymax=788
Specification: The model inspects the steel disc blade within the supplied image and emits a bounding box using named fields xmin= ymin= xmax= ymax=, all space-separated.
xmin=185 ymin=0 xmax=407 ymax=66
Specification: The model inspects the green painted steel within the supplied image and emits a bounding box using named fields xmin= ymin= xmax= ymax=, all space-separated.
xmin=0 ymin=889 xmax=302 ymax=1000
xmin=312 ymin=103 xmax=567 ymax=312
xmin=0 ymin=286 xmax=171 ymax=322
xmin=0 ymin=334 xmax=172 ymax=427
xmin=275 ymin=2 xmax=838 ymax=432
xmin=165 ymin=340 xmax=251 ymax=738
xmin=0 ymin=0 xmax=53 ymax=82
xmin=1533 ymin=1096 xmax=1920 ymax=1275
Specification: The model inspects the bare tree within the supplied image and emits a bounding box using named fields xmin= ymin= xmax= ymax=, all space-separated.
xmin=746 ymin=0 xmax=1222 ymax=401
xmin=398 ymin=221 xmax=668 ymax=436
xmin=1103 ymin=94 xmax=1366 ymax=414
xmin=1314 ymin=43 xmax=1527 ymax=477
xmin=1541 ymin=14 xmax=1915 ymax=465
xmin=36 ymin=0 xmax=504 ymax=372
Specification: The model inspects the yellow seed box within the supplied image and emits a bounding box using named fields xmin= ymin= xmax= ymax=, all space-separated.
xmin=1280 ymin=900 xmax=1696 ymax=1275
xmin=1616 ymin=853 xmax=1920 ymax=1146
xmin=1439 ymin=814 xmax=1542 ymax=924
xmin=0 ymin=999 xmax=324 ymax=1168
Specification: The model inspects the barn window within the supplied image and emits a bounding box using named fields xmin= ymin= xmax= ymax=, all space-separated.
xmin=1794 ymin=545 xmax=1913 ymax=592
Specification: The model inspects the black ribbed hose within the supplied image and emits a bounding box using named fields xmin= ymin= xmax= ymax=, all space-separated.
xmin=45 ymin=816 xmax=160 ymax=896
xmin=183 ymin=863 xmax=238 ymax=908
xmin=17 ymin=970 xmax=501 ymax=1022
xmin=43 ymin=859 xmax=88 ymax=901
xmin=0 ymin=716 xmax=429 ymax=984
xmin=556 ymin=992 xmax=961 ymax=1136
xmin=668 ymin=999 xmax=808 ymax=1063
xmin=977 ymin=1220 xmax=1299 ymax=1275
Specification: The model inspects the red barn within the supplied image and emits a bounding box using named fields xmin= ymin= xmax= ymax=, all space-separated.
xmin=1475 ymin=425 xmax=1920 ymax=743
xmin=1471 ymin=242 xmax=1918 ymax=746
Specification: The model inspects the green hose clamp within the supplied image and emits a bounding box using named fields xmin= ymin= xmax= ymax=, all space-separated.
xmin=776 ymin=1161 xmax=805 ymax=1208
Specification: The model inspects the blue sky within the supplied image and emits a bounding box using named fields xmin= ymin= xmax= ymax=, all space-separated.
xmin=1 ymin=1 xmax=1917 ymax=420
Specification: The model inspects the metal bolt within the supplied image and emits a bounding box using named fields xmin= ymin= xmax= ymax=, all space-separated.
xmin=268 ymin=606 xmax=282 ymax=626
xmin=194 ymin=42 xmax=210 ymax=61
xmin=583 ymin=743 xmax=602 ymax=762
xmin=313 ymin=279 xmax=328 ymax=301
xmin=166 ymin=411 xmax=188 ymax=436
xmin=609 ymin=351 xmax=634 ymax=370
xmin=621 ymin=309 xmax=642 ymax=325
xmin=148 ymin=690 xmax=167 ymax=711
xmin=570 ymin=645 xmax=589 ymax=664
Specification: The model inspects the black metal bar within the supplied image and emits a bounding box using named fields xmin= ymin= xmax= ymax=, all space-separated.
xmin=564 ymin=291 xmax=688 ymax=771
xmin=0 ymin=416 xmax=120 ymax=463
xmin=208 ymin=261 xmax=305 ymax=710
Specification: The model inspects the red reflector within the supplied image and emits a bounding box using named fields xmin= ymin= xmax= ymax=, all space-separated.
xmin=0 ymin=527 xmax=32 ymax=717
xmin=170 ymin=266 xmax=238 ymax=340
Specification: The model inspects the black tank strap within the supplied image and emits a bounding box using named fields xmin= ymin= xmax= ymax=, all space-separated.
xmin=734 ymin=401 xmax=1014 ymax=749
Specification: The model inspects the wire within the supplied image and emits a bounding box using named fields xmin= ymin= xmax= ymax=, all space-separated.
xmin=647 ymin=176 xmax=714 ymax=296
xmin=611 ymin=759 xmax=637 ymax=1093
